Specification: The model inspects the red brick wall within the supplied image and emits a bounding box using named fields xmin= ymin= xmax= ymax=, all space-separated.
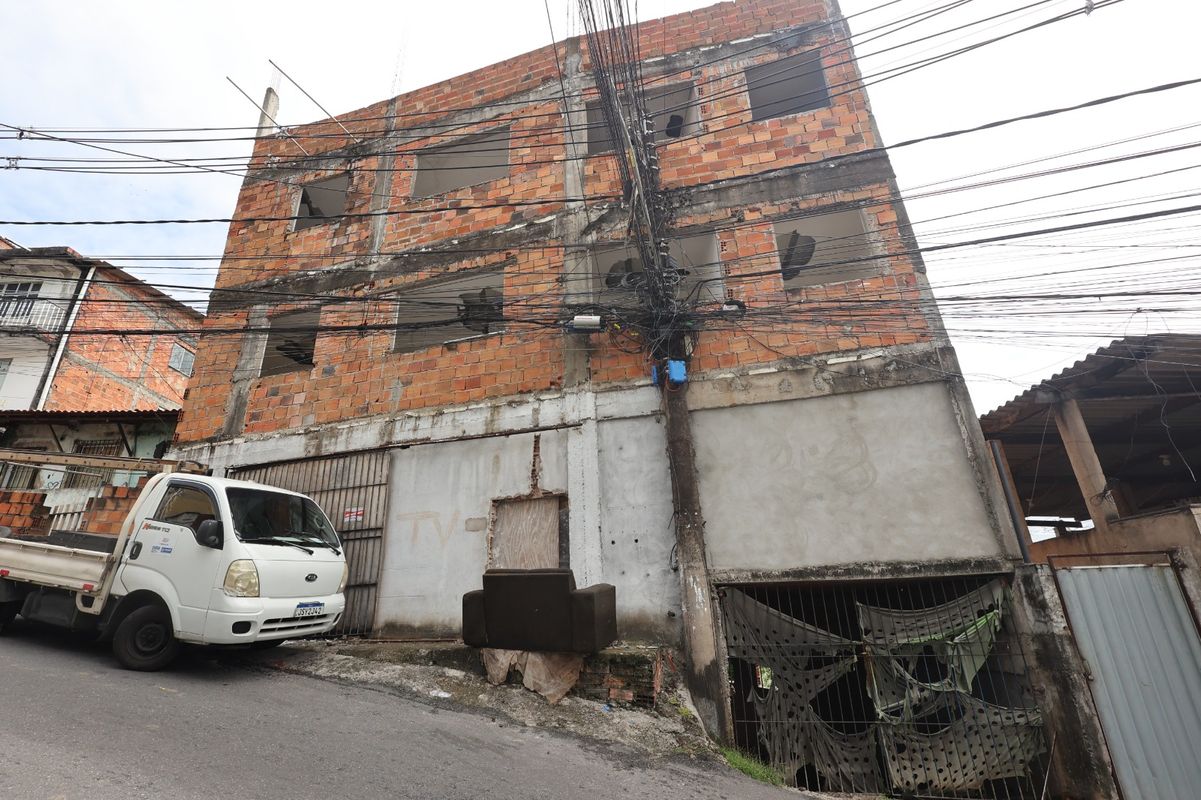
xmin=43 ymin=268 xmax=203 ymax=412
xmin=0 ymin=490 xmax=50 ymax=537
xmin=177 ymin=0 xmax=932 ymax=444
xmin=78 ymin=479 xmax=147 ymax=536
xmin=0 ymin=481 xmax=148 ymax=538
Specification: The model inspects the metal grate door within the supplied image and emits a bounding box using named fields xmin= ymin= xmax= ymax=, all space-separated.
xmin=229 ymin=450 xmax=390 ymax=636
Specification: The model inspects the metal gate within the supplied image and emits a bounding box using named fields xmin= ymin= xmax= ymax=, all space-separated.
xmin=722 ymin=574 xmax=1046 ymax=797
xmin=1055 ymin=558 xmax=1201 ymax=800
xmin=230 ymin=450 xmax=390 ymax=636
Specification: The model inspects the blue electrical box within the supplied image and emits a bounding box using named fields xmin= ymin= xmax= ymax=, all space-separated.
xmin=666 ymin=359 xmax=687 ymax=385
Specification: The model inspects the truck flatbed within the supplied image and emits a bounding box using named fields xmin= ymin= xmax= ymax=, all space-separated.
xmin=12 ymin=531 xmax=119 ymax=554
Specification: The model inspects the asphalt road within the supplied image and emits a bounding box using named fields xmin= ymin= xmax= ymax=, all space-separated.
xmin=0 ymin=623 xmax=795 ymax=800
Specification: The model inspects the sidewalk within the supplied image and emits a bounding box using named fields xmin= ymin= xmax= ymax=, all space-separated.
xmin=240 ymin=639 xmax=717 ymax=761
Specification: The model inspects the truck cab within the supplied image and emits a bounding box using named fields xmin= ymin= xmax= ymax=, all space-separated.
xmin=0 ymin=473 xmax=347 ymax=670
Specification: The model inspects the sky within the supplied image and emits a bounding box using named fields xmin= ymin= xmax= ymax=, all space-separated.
xmin=2 ymin=0 xmax=1199 ymax=414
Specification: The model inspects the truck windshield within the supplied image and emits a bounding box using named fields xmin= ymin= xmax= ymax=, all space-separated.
xmin=226 ymin=488 xmax=341 ymax=552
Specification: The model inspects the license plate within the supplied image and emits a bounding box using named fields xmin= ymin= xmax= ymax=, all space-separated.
xmin=293 ymin=602 xmax=324 ymax=618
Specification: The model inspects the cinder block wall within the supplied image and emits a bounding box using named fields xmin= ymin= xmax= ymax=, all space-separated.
xmin=177 ymin=0 xmax=936 ymax=444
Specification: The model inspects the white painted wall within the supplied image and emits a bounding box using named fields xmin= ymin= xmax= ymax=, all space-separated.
xmin=376 ymin=430 xmax=569 ymax=637
xmin=595 ymin=416 xmax=681 ymax=640
xmin=693 ymin=382 xmax=1003 ymax=570
xmin=0 ymin=261 xmax=85 ymax=410
xmin=0 ymin=339 xmax=50 ymax=409
xmin=175 ymin=369 xmax=1012 ymax=643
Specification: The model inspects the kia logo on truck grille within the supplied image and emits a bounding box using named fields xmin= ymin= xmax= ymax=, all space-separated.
xmin=305 ymin=573 xmax=318 ymax=582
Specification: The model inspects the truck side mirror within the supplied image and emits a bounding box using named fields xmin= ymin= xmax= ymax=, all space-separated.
xmin=195 ymin=519 xmax=224 ymax=550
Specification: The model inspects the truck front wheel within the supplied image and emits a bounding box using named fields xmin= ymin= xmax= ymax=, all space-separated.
xmin=112 ymin=605 xmax=180 ymax=671
xmin=0 ymin=601 xmax=19 ymax=635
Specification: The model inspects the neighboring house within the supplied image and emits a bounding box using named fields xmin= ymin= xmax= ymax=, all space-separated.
xmin=0 ymin=245 xmax=201 ymax=513
xmin=982 ymin=334 xmax=1201 ymax=555
xmin=168 ymin=1 xmax=1103 ymax=794
xmin=981 ymin=334 xmax=1201 ymax=800
xmin=0 ymin=246 xmax=202 ymax=412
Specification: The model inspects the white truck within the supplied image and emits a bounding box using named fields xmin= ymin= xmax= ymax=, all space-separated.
xmin=0 ymin=473 xmax=347 ymax=670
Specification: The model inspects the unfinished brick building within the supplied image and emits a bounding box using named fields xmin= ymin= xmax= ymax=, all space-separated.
xmin=169 ymin=1 xmax=1105 ymax=794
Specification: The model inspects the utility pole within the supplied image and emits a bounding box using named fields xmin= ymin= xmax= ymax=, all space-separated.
xmin=578 ymin=0 xmax=730 ymax=739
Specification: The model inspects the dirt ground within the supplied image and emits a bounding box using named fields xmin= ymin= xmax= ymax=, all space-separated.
xmin=241 ymin=639 xmax=722 ymax=761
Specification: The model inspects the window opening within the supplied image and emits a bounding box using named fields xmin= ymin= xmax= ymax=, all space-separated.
xmin=63 ymin=439 xmax=124 ymax=489
xmin=260 ymin=309 xmax=319 ymax=378
xmin=586 ymin=83 xmax=698 ymax=155
xmin=745 ymin=50 xmax=828 ymax=122
xmin=592 ymin=234 xmax=723 ymax=306
xmin=412 ymin=127 xmax=511 ymax=198
xmin=168 ymin=343 xmax=195 ymax=377
xmin=0 ymin=445 xmax=44 ymax=490
xmin=393 ymin=269 xmax=506 ymax=353
xmin=490 ymin=496 xmax=568 ymax=570
xmin=294 ymin=174 xmax=350 ymax=231
xmin=0 ymin=282 xmax=42 ymax=321
xmin=774 ymin=210 xmax=878 ymax=289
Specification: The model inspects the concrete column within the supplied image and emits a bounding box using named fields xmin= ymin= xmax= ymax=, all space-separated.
xmin=1052 ymin=399 xmax=1120 ymax=534
xmin=221 ymin=306 xmax=269 ymax=438
xmin=566 ymin=391 xmax=604 ymax=586
xmin=558 ymin=39 xmax=594 ymax=388
xmin=256 ymin=87 xmax=280 ymax=139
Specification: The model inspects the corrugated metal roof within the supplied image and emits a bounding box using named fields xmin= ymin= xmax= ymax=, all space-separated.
xmin=982 ymin=334 xmax=1201 ymax=429
xmin=980 ymin=335 xmax=1201 ymax=518
xmin=0 ymin=409 xmax=179 ymax=423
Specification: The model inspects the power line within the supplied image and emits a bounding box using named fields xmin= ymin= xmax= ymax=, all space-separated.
xmin=6 ymin=71 xmax=1196 ymax=228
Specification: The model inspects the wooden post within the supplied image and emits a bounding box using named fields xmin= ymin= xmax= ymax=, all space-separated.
xmin=1051 ymin=399 xmax=1120 ymax=534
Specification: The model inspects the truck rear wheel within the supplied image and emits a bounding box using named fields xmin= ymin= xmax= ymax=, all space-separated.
xmin=0 ymin=601 xmax=19 ymax=635
xmin=112 ymin=605 xmax=180 ymax=671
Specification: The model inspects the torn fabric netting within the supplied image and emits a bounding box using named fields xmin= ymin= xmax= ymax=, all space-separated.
xmin=722 ymin=582 xmax=1044 ymax=793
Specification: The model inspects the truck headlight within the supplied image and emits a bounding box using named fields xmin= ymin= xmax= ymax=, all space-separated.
xmin=223 ymin=560 xmax=260 ymax=597
xmin=338 ymin=562 xmax=349 ymax=594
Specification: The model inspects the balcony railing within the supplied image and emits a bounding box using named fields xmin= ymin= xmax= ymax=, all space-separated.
xmin=0 ymin=298 xmax=69 ymax=333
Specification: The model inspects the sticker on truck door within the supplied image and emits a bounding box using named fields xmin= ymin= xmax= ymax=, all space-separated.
xmin=150 ymin=535 xmax=174 ymax=555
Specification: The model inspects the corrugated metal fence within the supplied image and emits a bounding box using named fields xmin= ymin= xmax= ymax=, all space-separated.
xmin=230 ymin=450 xmax=390 ymax=636
xmin=1056 ymin=562 xmax=1201 ymax=800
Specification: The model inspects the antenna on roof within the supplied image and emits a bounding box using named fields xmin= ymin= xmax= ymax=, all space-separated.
xmin=268 ymin=59 xmax=362 ymax=144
